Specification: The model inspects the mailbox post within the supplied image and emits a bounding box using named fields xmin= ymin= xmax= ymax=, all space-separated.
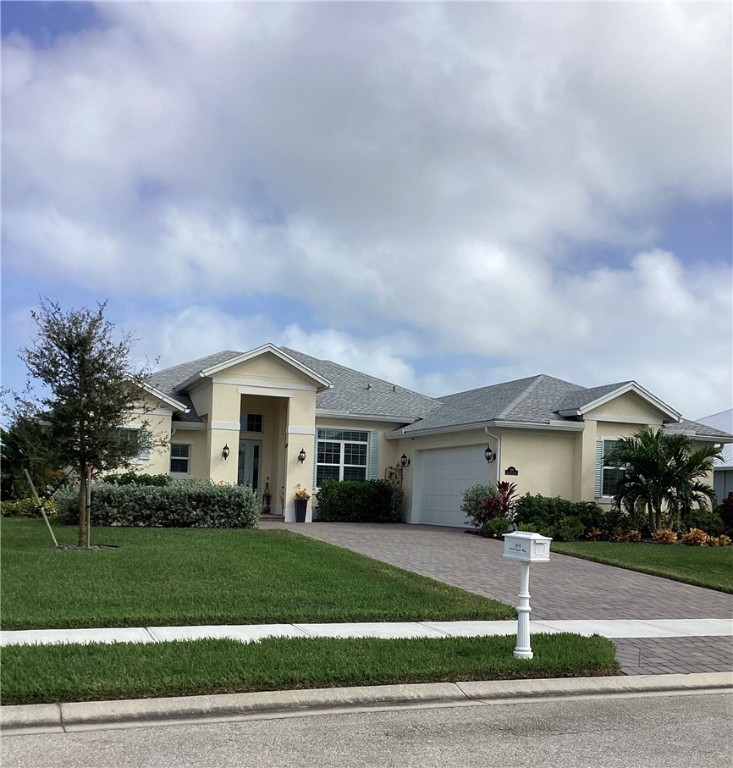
xmin=503 ymin=531 xmax=552 ymax=660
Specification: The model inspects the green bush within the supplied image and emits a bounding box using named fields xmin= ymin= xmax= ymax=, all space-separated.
xmin=0 ymin=497 xmax=58 ymax=518
xmin=316 ymin=479 xmax=403 ymax=523
xmin=460 ymin=483 xmax=498 ymax=528
xmin=482 ymin=517 xmax=510 ymax=539
xmin=102 ymin=472 xmax=172 ymax=487
xmin=682 ymin=508 xmax=725 ymax=536
xmin=56 ymin=481 xmax=259 ymax=528
xmin=714 ymin=493 xmax=733 ymax=536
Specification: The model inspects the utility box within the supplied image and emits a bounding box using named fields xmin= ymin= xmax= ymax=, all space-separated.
xmin=503 ymin=531 xmax=552 ymax=563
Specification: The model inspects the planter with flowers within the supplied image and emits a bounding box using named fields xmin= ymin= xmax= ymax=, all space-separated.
xmin=294 ymin=486 xmax=310 ymax=523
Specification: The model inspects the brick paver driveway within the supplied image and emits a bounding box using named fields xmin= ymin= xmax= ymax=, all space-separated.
xmin=267 ymin=521 xmax=733 ymax=675
xmin=276 ymin=522 xmax=733 ymax=621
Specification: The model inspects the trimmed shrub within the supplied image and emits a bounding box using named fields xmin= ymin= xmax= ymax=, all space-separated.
xmin=461 ymin=484 xmax=498 ymax=528
xmin=316 ymin=479 xmax=403 ymax=523
xmin=102 ymin=472 xmax=172 ymax=487
xmin=709 ymin=534 xmax=731 ymax=547
xmin=0 ymin=497 xmax=58 ymax=518
xmin=652 ymin=528 xmax=677 ymax=545
xmin=56 ymin=480 xmax=259 ymax=528
xmin=682 ymin=528 xmax=710 ymax=547
xmin=514 ymin=494 xmax=606 ymax=538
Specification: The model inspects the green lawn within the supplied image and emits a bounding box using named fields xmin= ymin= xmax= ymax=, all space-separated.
xmin=0 ymin=634 xmax=619 ymax=705
xmin=1 ymin=519 xmax=514 ymax=629
xmin=552 ymin=541 xmax=733 ymax=593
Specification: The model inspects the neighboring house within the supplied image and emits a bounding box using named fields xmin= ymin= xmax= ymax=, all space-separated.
xmin=697 ymin=409 xmax=733 ymax=502
xmin=126 ymin=343 xmax=733 ymax=525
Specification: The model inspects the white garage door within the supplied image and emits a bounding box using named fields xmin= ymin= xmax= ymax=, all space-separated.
xmin=415 ymin=445 xmax=489 ymax=527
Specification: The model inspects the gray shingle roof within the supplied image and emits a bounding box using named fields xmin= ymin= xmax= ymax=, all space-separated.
xmin=149 ymin=351 xmax=243 ymax=398
xmin=280 ymin=348 xmax=440 ymax=420
xmin=554 ymin=381 xmax=633 ymax=413
xmin=664 ymin=416 xmax=733 ymax=447
xmin=399 ymin=374 xmax=585 ymax=434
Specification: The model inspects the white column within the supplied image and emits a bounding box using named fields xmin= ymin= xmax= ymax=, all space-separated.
xmin=514 ymin=562 xmax=533 ymax=660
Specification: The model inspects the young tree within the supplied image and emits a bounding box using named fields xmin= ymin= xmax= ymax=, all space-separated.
xmin=6 ymin=299 xmax=153 ymax=548
xmin=604 ymin=428 xmax=720 ymax=531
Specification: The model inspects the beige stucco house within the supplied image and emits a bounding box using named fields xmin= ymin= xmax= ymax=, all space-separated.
xmin=127 ymin=344 xmax=731 ymax=525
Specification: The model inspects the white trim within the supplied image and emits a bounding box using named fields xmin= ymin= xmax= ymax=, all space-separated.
xmin=287 ymin=426 xmax=316 ymax=436
xmin=208 ymin=421 xmax=242 ymax=431
xmin=316 ymin=410 xmax=414 ymax=424
xmin=389 ymin=419 xmax=585 ymax=439
xmin=171 ymin=422 xmax=205 ymax=431
xmin=139 ymin=382 xmax=190 ymax=412
xmin=176 ymin=344 xmax=331 ymax=391
xmin=557 ymin=382 xmax=680 ymax=422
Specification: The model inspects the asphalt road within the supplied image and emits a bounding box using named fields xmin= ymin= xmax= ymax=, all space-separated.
xmin=2 ymin=691 xmax=730 ymax=768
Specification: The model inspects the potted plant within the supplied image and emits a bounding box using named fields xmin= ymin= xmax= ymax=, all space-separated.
xmin=294 ymin=485 xmax=310 ymax=523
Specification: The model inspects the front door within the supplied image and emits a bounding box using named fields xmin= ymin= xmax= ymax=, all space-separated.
xmin=238 ymin=439 xmax=262 ymax=491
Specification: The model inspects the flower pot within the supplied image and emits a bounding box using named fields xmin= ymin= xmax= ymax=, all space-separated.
xmin=294 ymin=498 xmax=308 ymax=523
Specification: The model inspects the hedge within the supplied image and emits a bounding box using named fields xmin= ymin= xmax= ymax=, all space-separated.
xmin=316 ymin=479 xmax=403 ymax=523
xmin=0 ymin=497 xmax=58 ymax=519
xmin=56 ymin=481 xmax=259 ymax=529
xmin=514 ymin=494 xmax=607 ymax=541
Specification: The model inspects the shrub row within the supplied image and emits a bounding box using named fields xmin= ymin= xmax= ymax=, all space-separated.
xmin=316 ymin=479 xmax=403 ymax=523
xmin=56 ymin=481 xmax=260 ymax=529
xmin=0 ymin=497 xmax=58 ymax=518
xmin=102 ymin=472 xmax=173 ymax=487
xmin=513 ymin=494 xmax=609 ymax=542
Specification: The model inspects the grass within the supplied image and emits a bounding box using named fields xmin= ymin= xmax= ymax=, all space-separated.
xmin=552 ymin=541 xmax=733 ymax=593
xmin=0 ymin=633 xmax=619 ymax=705
xmin=1 ymin=519 xmax=514 ymax=629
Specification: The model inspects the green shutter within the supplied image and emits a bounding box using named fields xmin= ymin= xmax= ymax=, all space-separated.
xmin=368 ymin=432 xmax=378 ymax=480
xmin=594 ymin=440 xmax=603 ymax=497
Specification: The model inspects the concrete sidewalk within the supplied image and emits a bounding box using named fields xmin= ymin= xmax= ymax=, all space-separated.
xmin=1 ymin=618 xmax=731 ymax=647
xmin=2 ymin=673 xmax=731 ymax=736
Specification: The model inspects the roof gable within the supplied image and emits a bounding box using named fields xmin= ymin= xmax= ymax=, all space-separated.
xmin=556 ymin=381 xmax=680 ymax=422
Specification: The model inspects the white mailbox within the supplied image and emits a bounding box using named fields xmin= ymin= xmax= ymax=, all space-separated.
xmin=503 ymin=531 xmax=551 ymax=563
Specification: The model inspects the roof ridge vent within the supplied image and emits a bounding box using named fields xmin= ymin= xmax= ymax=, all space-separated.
xmin=367 ymin=382 xmax=372 ymax=390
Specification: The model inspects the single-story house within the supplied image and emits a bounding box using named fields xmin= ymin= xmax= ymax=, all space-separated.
xmin=127 ymin=343 xmax=732 ymax=524
xmin=697 ymin=409 xmax=733 ymax=501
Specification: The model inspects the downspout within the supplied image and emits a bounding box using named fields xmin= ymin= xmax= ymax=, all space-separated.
xmin=484 ymin=427 xmax=501 ymax=485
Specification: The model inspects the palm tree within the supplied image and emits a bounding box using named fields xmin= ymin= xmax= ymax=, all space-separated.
xmin=604 ymin=428 xmax=720 ymax=532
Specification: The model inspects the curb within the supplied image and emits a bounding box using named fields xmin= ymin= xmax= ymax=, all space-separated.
xmin=2 ymin=672 xmax=731 ymax=734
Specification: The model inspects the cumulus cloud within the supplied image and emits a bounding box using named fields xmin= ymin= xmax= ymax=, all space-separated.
xmin=2 ymin=2 xmax=731 ymax=416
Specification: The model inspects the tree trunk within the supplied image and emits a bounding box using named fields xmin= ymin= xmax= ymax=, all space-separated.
xmin=78 ymin=466 xmax=88 ymax=549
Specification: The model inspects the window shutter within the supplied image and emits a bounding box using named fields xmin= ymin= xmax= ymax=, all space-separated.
xmin=368 ymin=432 xmax=378 ymax=480
xmin=594 ymin=440 xmax=603 ymax=497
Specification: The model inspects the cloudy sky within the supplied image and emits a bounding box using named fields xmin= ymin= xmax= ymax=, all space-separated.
xmin=2 ymin=1 xmax=731 ymax=419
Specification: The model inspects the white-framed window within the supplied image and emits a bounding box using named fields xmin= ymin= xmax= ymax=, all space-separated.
xmin=118 ymin=428 xmax=151 ymax=461
xmin=316 ymin=429 xmax=369 ymax=485
xmin=240 ymin=414 xmax=263 ymax=433
xmin=170 ymin=443 xmax=190 ymax=474
xmin=597 ymin=439 xmax=625 ymax=497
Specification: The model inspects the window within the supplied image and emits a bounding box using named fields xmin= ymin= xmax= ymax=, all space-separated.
xmin=240 ymin=414 xmax=263 ymax=433
xmin=118 ymin=428 xmax=151 ymax=461
xmin=170 ymin=443 xmax=190 ymax=474
xmin=600 ymin=439 xmax=625 ymax=497
xmin=316 ymin=429 xmax=369 ymax=485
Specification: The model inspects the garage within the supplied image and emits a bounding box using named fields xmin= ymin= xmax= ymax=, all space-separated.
xmin=413 ymin=445 xmax=489 ymax=527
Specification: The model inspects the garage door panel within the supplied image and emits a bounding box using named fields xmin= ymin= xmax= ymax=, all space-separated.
xmin=415 ymin=446 xmax=488 ymax=527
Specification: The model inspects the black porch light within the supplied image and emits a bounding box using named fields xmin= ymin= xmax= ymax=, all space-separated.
xmin=222 ymin=444 xmax=231 ymax=460
xmin=298 ymin=448 xmax=307 ymax=463
xmin=400 ymin=453 xmax=410 ymax=468
xmin=484 ymin=446 xmax=496 ymax=464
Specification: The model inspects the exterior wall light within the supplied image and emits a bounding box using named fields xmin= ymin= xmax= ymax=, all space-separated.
xmin=298 ymin=448 xmax=307 ymax=463
xmin=484 ymin=446 xmax=496 ymax=463
xmin=222 ymin=444 xmax=230 ymax=460
xmin=400 ymin=454 xmax=411 ymax=468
